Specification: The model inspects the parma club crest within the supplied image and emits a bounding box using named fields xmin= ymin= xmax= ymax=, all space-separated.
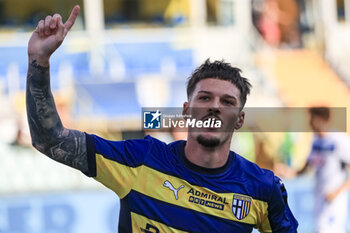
xmin=232 ymin=194 xmax=252 ymax=220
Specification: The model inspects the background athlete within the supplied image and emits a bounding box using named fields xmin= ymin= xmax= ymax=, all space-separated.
xmin=276 ymin=107 xmax=350 ymax=233
xmin=27 ymin=5 xmax=298 ymax=232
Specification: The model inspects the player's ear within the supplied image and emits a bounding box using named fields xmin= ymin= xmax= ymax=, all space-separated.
xmin=182 ymin=102 xmax=189 ymax=119
xmin=234 ymin=111 xmax=245 ymax=130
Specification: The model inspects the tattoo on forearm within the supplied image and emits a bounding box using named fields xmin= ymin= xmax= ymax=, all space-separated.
xmin=26 ymin=60 xmax=89 ymax=174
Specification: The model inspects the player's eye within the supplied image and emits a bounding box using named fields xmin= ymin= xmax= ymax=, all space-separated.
xmin=199 ymin=96 xmax=210 ymax=101
xmin=222 ymin=99 xmax=234 ymax=106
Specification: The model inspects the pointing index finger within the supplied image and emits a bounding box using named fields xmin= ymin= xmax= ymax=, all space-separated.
xmin=64 ymin=5 xmax=80 ymax=31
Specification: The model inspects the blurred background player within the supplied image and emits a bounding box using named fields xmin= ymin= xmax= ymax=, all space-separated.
xmin=277 ymin=107 xmax=350 ymax=233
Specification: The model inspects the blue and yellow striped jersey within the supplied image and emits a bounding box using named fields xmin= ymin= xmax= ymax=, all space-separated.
xmin=85 ymin=134 xmax=298 ymax=233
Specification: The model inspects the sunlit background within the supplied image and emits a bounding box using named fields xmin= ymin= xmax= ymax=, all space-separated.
xmin=0 ymin=0 xmax=350 ymax=232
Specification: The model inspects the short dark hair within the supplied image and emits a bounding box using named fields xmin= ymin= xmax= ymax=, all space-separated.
xmin=309 ymin=107 xmax=330 ymax=121
xmin=186 ymin=59 xmax=252 ymax=109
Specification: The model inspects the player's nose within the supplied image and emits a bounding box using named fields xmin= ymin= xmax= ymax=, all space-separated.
xmin=208 ymin=97 xmax=221 ymax=112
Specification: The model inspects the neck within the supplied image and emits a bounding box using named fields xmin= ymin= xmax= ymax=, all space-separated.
xmin=184 ymin=135 xmax=231 ymax=169
xmin=316 ymin=131 xmax=328 ymax=138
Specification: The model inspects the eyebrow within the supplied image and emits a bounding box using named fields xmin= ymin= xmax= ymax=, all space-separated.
xmin=198 ymin=91 xmax=237 ymax=100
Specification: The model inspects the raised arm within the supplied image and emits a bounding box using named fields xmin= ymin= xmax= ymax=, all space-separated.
xmin=26 ymin=6 xmax=89 ymax=174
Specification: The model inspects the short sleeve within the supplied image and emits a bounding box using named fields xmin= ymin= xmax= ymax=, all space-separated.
xmin=84 ymin=133 xmax=153 ymax=198
xmin=265 ymin=176 xmax=298 ymax=233
xmin=335 ymin=133 xmax=350 ymax=164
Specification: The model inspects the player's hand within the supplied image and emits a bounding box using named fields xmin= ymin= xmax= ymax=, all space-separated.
xmin=28 ymin=5 xmax=80 ymax=66
xmin=326 ymin=179 xmax=350 ymax=202
xmin=325 ymin=190 xmax=338 ymax=202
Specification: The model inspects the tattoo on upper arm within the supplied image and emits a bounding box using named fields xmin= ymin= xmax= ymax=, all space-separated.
xmin=26 ymin=60 xmax=89 ymax=174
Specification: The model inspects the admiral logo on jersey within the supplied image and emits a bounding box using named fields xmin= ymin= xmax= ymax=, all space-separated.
xmin=187 ymin=188 xmax=229 ymax=211
xmin=232 ymin=194 xmax=252 ymax=220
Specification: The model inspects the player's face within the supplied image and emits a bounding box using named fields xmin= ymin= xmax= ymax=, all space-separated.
xmin=310 ymin=115 xmax=328 ymax=133
xmin=183 ymin=78 xmax=245 ymax=147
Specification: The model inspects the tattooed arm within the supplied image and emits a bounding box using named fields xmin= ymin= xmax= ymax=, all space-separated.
xmin=26 ymin=6 xmax=89 ymax=173
xmin=26 ymin=59 xmax=88 ymax=173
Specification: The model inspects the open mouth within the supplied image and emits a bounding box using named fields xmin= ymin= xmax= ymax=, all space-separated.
xmin=201 ymin=116 xmax=222 ymax=123
xmin=200 ymin=117 xmax=223 ymax=130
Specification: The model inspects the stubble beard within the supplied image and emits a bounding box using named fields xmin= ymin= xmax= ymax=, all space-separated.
xmin=196 ymin=134 xmax=221 ymax=148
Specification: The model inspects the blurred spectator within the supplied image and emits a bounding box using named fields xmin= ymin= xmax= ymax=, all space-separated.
xmin=256 ymin=0 xmax=281 ymax=47
xmin=276 ymin=107 xmax=350 ymax=233
xmin=254 ymin=0 xmax=301 ymax=48
xmin=276 ymin=0 xmax=301 ymax=48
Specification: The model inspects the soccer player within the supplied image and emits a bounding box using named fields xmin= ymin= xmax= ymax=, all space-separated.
xmin=26 ymin=5 xmax=298 ymax=232
xmin=278 ymin=107 xmax=350 ymax=233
